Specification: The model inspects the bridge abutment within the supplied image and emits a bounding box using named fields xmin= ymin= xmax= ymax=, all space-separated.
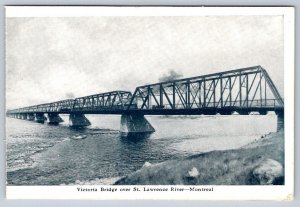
xmin=120 ymin=113 xmax=155 ymax=135
xmin=69 ymin=113 xmax=91 ymax=127
xmin=35 ymin=113 xmax=47 ymax=123
xmin=48 ymin=113 xmax=64 ymax=125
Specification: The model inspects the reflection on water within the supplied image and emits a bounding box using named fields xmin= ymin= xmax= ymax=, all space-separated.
xmin=120 ymin=132 xmax=152 ymax=142
xmin=6 ymin=114 xmax=277 ymax=185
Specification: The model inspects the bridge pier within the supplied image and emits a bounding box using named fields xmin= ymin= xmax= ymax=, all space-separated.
xmin=48 ymin=113 xmax=64 ymax=125
xmin=35 ymin=113 xmax=47 ymax=123
xmin=120 ymin=113 xmax=155 ymax=136
xmin=27 ymin=113 xmax=35 ymax=121
xmin=69 ymin=113 xmax=91 ymax=127
xmin=21 ymin=114 xmax=27 ymax=120
xmin=276 ymin=111 xmax=284 ymax=132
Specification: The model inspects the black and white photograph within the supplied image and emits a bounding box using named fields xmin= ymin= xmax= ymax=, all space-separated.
xmin=5 ymin=6 xmax=294 ymax=200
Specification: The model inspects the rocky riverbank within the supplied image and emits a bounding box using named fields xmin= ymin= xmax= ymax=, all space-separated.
xmin=114 ymin=129 xmax=284 ymax=185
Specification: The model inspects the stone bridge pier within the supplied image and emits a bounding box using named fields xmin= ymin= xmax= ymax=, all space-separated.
xmin=48 ymin=113 xmax=64 ymax=125
xmin=27 ymin=113 xmax=35 ymax=121
xmin=69 ymin=113 xmax=91 ymax=127
xmin=276 ymin=111 xmax=284 ymax=132
xmin=35 ymin=113 xmax=47 ymax=123
xmin=120 ymin=113 xmax=155 ymax=136
xmin=21 ymin=114 xmax=27 ymax=120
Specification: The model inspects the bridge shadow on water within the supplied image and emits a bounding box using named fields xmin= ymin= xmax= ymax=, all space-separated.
xmin=68 ymin=126 xmax=88 ymax=132
xmin=120 ymin=132 xmax=152 ymax=143
xmin=47 ymin=123 xmax=60 ymax=126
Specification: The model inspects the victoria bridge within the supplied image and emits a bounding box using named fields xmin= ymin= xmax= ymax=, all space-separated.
xmin=6 ymin=66 xmax=284 ymax=134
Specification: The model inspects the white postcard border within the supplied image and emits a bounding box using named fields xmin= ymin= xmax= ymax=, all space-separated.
xmin=5 ymin=6 xmax=295 ymax=200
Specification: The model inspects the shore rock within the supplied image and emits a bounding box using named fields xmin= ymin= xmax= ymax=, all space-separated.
xmin=252 ymin=159 xmax=284 ymax=185
xmin=142 ymin=162 xmax=152 ymax=168
xmin=188 ymin=167 xmax=199 ymax=177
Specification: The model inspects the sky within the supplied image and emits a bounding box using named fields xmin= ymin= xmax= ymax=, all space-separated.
xmin=6 ymin=16 xmax=283 ymax=109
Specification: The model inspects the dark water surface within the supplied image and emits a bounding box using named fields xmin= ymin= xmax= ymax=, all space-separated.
xmin=6 ymin=114 xmax=277 ymax=185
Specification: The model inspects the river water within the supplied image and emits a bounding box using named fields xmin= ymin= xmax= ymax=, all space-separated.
xmin=6 ymin=114 xmax=277 ymax=185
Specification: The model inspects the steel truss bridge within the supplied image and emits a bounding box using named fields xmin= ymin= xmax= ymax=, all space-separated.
xmin=6 ymin=66 xmax=284 ymax=133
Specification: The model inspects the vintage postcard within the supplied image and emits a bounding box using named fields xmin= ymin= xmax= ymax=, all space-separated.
xmin=5 ymin=6 xmax=294 ymax=200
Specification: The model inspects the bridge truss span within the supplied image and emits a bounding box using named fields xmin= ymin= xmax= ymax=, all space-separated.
xmin=72 ymin=91 xmax=133 ymax=113
xmin=7 ymin=99 xmax=75 ymax=114
xmin=126 ymin=66 xmax=284 ymax=115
